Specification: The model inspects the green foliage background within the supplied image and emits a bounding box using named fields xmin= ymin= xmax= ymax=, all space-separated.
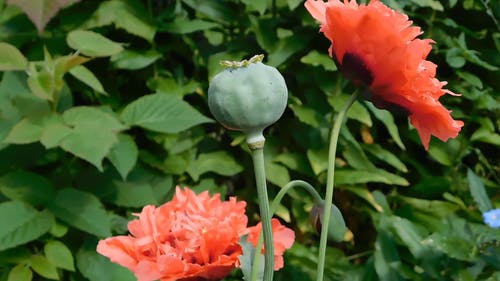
xmin=0 ymin=0 xmax=499 ymax=280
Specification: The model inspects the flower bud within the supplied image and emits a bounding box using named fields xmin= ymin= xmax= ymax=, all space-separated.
xmin=310 ymin=201 xmax=346 ymax=242
xmin=208 ymin=55 xmax=288 ymax=148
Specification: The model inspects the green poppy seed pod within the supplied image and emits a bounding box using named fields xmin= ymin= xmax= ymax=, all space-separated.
xmin=208 ymin=55 xmax=288 ymax=149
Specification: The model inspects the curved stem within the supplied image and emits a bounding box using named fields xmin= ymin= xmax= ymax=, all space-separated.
xmin=316 ymin=91 xmax=359 ymax=281
xmin=251 ymin=147 xmax=274 ymax=281
xmin=251 ymin=180 xmax=322 ymax=281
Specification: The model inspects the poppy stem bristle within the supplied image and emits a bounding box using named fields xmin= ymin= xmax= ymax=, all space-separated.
xmin=316 ymin=90 xmax=360 ymax=281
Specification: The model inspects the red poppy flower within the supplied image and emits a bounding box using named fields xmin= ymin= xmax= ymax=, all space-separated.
xmin=305 ymin=0 xmax=463 ymax=149
xmin=97 ymin=187 xmax=295 ymax=281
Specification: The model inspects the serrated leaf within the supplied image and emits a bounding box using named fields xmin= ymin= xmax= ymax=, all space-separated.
xmin=0 ymin=42 xmax=27 ymax=70
xmin=335 ymin=169 xmax=409 ymax=186
xmin=120 ymin=94 xmax=213 ymax=134
xmin=363 ymin=144 xmax=408 ymax=172
xmin=83 ymin=0 xmax=155 ymax=42
xmin=0 ymin=170 xmax=55 ymax=207
xmin=62 ymin=106 xmax=126 ymax=131
xmin=48 ymin=188 xmax=111 ymax=237
xmin=329 ymin=95 xmax=372 ymax=126
xmin=467 ymin=169 xmax=492 ymax=213
xmin=107 ymin=134 xmax=138 ymax=180
xmin=7 ymin=264 xmax=33 ymax=281
xmin=69 ymin=65 xmax=107 ymax=95
xmin=67 ymin=30 xmax=123 ymax=57
xmin=110 ymin=49 xmax=161 ymax=70
xmin=29 ymin=255 xmax=58 ymax=280
xmin=44 ymin=240 xmax=75 ymax=271
xmin=187 ymin=151 xmax=243 ymax=181
xmin=59 ymin=123 xmax=118 ymax=171
xmin=6 ymin=0 xmax=80 ymax=32
xmin=0 ymin=201 xmax=54 ymax=251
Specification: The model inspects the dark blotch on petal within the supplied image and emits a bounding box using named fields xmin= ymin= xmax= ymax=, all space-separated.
xmin=340 ymin=53 xmax=374 ymax=86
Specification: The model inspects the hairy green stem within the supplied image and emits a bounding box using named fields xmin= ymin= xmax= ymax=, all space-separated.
xmin=251 ymin=147 xmax=274 ymax=281
xmin=316 ymin=91 xmax=359 ymax=281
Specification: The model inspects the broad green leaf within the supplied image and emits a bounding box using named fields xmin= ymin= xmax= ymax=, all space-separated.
xmin=274 ymin=152 xmax=314 ymax=176
xmin=160 ymin=19 xmax=219 ymax=34
xmin=29 ymin=255 xmax=58 ymax=280
xmin=268 ymin=34 xmax=308 ymax=67
xmin=307 ymin=148 xmax=329 ymax=175
xmin=69 ymin=65 xmax=107 ymax=95
xmin=7 ymin=263 xmax=33 ymax=281
xmin=471 ymin=127 xmax=500 ymax=146
xmin=83 ymin=0 xmax=155 ymax=42
xmin=62 ymin=106 xmax=127 ymax=132
xmin=6 ymin=0 xmax=80 ymax=32
xmin=40 ymin=123 xmax=72 ymax=149
xmin=335 ymin=169 xmax=409 ymax=186
xmin=44 ymin=240 xmax=75 ymax=271
xmin=67 ymin=30 xmax=123 ymax=57
xmin=343 ymin=186 xmax=384 ymax=212
xmin=409 ymin=0 xmax=443 ymax=10
xmin=341 ymin=127 xmax=376 ymax=171
xmin=59 ymin=123 xmax=118 ymax=171
xmin=300 ymin=50 xmax=337 ymax=71
xmin=365 ymin=102 xmax=405 ymax=149
xmin=422 ymin=233 xmax=476 ymax=261
xmin=107 ymin=134 xmax=138 ymax=180
xmin=48 ymin=188 xmax=111 ymax=237
xmin=238 ymin=235 xmax=264 ymax=281
xmin=467 ymin=169 xmax=492 ymax=213
xmin=182 ymin=0 xmax=234 ymax=23
xmin=111 ymin=49 xmax=161 ymax=70
xmin=265 ymin=161 xmax=290 ymax=187
xmin=0 ymin=201 xmax=54 ymax=251
xmin=363 ymin=144 xmax=408 ymax=172
xmin=49 ymin=222 xmax=68 ymax=238
xmin=101 ymin=180 xmax=157 ymax=208
xmin=387 ymin=216 xmax=428 ymax=258
xmin=77 ymin=239 xmax=135 ymax=281
xmin=0 ymin=170 xmax=55 ymax=207
xmin=120 ymin=94 xmax=213 ymax=134
xmin=289 ymin=104 xmax=325 ymax=127
xmin=187 ymin=151 xmax=243 ymax=181
xmin=0 ymin=42 xmax=27 ymax=70
xmin=148 ymin=77 xmax=200 ymax=97
xmin=4 ymin=113 xmax=61 ymax=144
xmin=287 ymin=0 xmax=303 ymax=10
xmin=329 ymin=95 xmax=372 ymax=127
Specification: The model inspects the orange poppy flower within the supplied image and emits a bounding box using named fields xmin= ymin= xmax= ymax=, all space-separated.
xmin=305 ymin=0 xmax=463 ymax=149
xmin=97 ymin=187 xmax=295 ymax=281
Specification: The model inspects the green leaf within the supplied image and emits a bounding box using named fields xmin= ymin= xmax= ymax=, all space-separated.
xmin=4 ymin=113 xmax=61 ymax=144
xmin=44 ymin=240 xmax=75 ymax=271
xmin=300 ymin=50 xmax=337 ymax=71
xmin=241 ymin=0 xmax=267 ymax=14
xmin=265 ymin=161 xmax=290 ymax=187
xmin=26 ymin=68 xmax=55 ymax=101
xmin=69 ymin=65 xmax=107 ymax=95
xmin=268 ymin=34 xmax=308 ymax=67
xmin=120 ymin=94 xmax=213 ymax=134
xmin=387 ymin=216 xmax=428 ymax=258
xmin=62 ymin=106 xmax=127 ymax=132
xmin=84 ymin=0 xmax=155 ymax=42
xmin=29 ymin=255 xmax=58 ymax=280
xmin=59 ymin=123 xmax=118 ymax=170
xmin=409 ymin=0 xmax=443 ymax=10
xmin=335 ymin=169 xmax=409 ymax=186
xmin=329 ymin=95 xmax=372 ymax=126
xmin=7 ymin=264 xmax=33 ymax=281
xmin=307 ymin=148 xmax=329 ymax=175
xmin=160 ymin=19 xmax=219 ymax=34
xmin=289 ymin=104 xmax=325 ymax=127
xmin=187 ymin=151 xmax=243 ymax=181
xmin=0 ymin=42 xmax=27 ymax=70
xmin=238 ymin=235 xmax=264 ymax=281
xmin=110 ymin=49 xmax=161 ymax=70
xmin=107 ymin=134 xmax=138 ymax=180
xmin=374 ymin=231 xmax=401 ymax=281
xmin=6 ymin=0 xmax=80 ymax=32
xmin=365 ymin=102 xmax=405 ymax=149
xmin=101 ymin=180 xmax=158 ymax=208
xmin=40 ymin=123 xmax=72 ymax=149
xmin=48 ymin=188 xmax=111 ymax=237
xmin=467 ymin=169 xmax=492 ymax=213
xmin=0 ymin=170 xmax=55 ymax=207
xmin=0 ymin=201 xmax=54 ymax=251
xmin=363 ymin=144 xmax=408 ymax=172
xmin=66 ymin=30 xmax=123 ymax=57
